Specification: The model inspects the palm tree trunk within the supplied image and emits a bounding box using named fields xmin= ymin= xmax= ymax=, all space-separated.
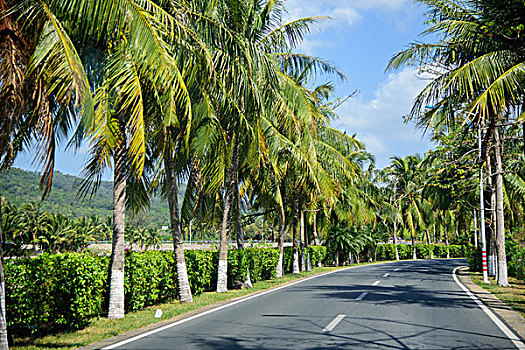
xmin=445 ymin=226 xmax=450 ymax=259
xmin=164 ymin=156 xmax=193 ymax=303
xmin=312 ymin=213 xmax=320 ymax=245
xmin=0 ymin=201 xmax=9 ymax=349
xmin=411 ymin=228 xmax=417 ymax=260
xmin=393 ymin=184 xmax=400 ymax=261
xmin=217 ymin=138 xmax=238 ymax=293
xmin=235 ymin=180 xmax=252 ymax=288
xmin=108 ymin=119 xmax=126 ymax=319
xmin=493 ymin=127 xmax=509 ymax=287
xmin=487 ymin=154 xmax=497 ymax=277
xmin=276 ymin=209 xmax=285 ymax=278
xmin=425 ymin=228 xmax=433 ymax=259
xmin=300 ymin=208 xmax=305 ymax=272
xmin=304 ymin=218 xmax=311 ymax=271
xmin=276 ymin=180 xmax=286 ymax=278
xmin=393 ymin=220 xmax=399 ymax=261
xmin=292 ymin=196 xmax=299 ymax=274
xmin=313 ymin=214 xmax=321 ymax=267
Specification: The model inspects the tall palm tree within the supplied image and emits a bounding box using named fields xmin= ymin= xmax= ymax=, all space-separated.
xmin=388 ymin=0 xmax=525 ymax=286
xmin=0 ymin=0 xmax=98 ymax=343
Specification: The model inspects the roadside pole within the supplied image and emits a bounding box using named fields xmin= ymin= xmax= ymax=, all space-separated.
xmin=478 ymin=125 xmax=489 ymax=284
xmin=473 ymin=210 xmax=478 ymax=247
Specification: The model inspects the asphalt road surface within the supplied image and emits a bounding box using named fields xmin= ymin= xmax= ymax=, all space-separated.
xmin=107 ymin=259 xmax=522 ymax=349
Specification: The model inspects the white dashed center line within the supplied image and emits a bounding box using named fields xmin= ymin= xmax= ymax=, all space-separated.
xmin=356 ymin=292 xmax=368 ymax=301
xmin=394 ymin=268 xmax=401 ymax=272
xmin=383 ymin=273 xmax=390 ymax=277
xmin=323 ymin=314 xmax=346 ymax=332
xmin=372 ymin=280 xmax=381 ymax=286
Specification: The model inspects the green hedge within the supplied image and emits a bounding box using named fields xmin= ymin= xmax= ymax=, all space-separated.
xmin=282 ymin=246 xmax=327 ymax=272
xmin=5 ymin=247 xmax=316 ymax=334
xmin=375 ymin=244 xmax=469 ymax=261
xmin=125 ymin=251 xmax=177 ymax=312
xmin=6 ymin=253 xmax=108 ymax=331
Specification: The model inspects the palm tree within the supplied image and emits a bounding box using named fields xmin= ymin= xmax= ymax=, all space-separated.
xmin=0 ymin=0 xmax=97 ymax=343
xmin=387 ymin=155 xmax=426 ymax=260
xmin=388 ymin=0 xmax=525 ymax=286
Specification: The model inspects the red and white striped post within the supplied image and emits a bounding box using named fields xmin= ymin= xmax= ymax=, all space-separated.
xmin=478 ymin=126 xmax=489 ymax=283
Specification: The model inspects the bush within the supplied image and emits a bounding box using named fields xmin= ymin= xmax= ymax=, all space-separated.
xmin=6 ymin=253 xmax=108 ymax=332
xmin=309 ymin=246 xmax=327 ymax=267
xmin=375 ymin=244 xmax=398 ymax=261
xmin=125 ymin=251 xmax=177 ymax=312
xmin=416 ymin=244 xmax=434 ymax=259
xmin=398 ymin=244 xmax=413 ymax=259
xmin=4 ymin=247 xmax=294 ymax=333
xmin=374 ymin=243 xmax=469 ymax=261
xmin=467 ymin=246 xmax=482 ymax=272
xmin=433 ymin=245 xmax=449 ymax=258
xmin=185 ymin=250 xmax=216 ymax=294
xmin=508 ymin=249 xmax=525 ymax=280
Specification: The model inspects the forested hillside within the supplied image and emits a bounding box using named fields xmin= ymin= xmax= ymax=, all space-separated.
xmin=0 ymin=168 xmax=173 ymax=229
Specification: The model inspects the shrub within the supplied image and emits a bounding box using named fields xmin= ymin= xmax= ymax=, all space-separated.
xmin=309 ymin=246 xmax=327 ymax=267
xmin=398 ymin=244 xmax=413 ymax=259
xmin=375 ymin=244 xmax=398 ymax=261
xmin=467 ymin=246 xmax=482 ymax=272
xmin=185 ymin=250 xmax=216 ymax=294
xmin=508 ymin=249 xmax=525 ymax=280
xmin=416 ymin=244 xmax=434 ymax=259
xmin=433 ymin=245 xmax=449 ymax=258
xmin=125 ymin=251 xmax=177 ymax=312
xmin=6 ymin=253 xmax=108 ymax=332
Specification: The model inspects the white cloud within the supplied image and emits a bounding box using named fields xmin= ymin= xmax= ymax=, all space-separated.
xmin=283 ymin=0 xmax=413 ymax=53
xmin=334 ymin=67 xmax=434 ymax=167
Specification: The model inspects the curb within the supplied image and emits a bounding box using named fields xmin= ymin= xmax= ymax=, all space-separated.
xmin=457 ymin=267 xmax=525 ymax=342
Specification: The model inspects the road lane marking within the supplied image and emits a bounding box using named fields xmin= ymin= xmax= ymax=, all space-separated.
xmin=394 ymin=268 xmax=401 ymax=271
xmin=356 ymin=292 xmax=368 ymax=300
xmin=372 ymin=280 xmax=381 ymax=286
xmin=322 ymin=314 xmax=346 ymax=332
xmin=452 ymin=267 xmax=525 ymax=350
xmin=383 ymin=273 xmax=390 ymax=277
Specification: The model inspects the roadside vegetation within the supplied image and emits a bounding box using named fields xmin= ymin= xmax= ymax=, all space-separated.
xmin=11 ymin=266 xmax=346 ymax=350
xmin=471 ymin=273 xmax=525 ymax=318
xmin=0 ymin=0 xmax=524 ymax=349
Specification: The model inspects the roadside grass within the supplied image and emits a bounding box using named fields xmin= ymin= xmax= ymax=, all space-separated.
xmin=12 ymin=265 xmax=357 ymax=350
xmin=470 ymin=272 xmax=525 ymax=318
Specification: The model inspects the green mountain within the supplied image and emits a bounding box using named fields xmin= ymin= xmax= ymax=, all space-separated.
xmin=0 ymin=168 xmax=173 ymax=229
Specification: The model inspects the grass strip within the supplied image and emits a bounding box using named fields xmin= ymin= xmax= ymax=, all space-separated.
xmin=470 ymin=272 xmax=525 ymax=318
xmin=12 ymin=265 xmax=353 ymax=350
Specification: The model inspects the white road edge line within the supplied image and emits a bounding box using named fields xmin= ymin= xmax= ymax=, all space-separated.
xmin=103 ymin=265 xmax=369 ymax=349
xmin=322 ymin=314 xmax=346 ymax=332
xmin=452 ymin=266 xmax=525 ymax=350
xmin=383 ymin=273 xmax=390 ymax=277
xmin=372 ymin=280 xmax=381 ymax=286
xmin=356 ymin=292 xmax=368 ymax=301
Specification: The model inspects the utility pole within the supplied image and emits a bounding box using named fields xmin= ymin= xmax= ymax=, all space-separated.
xmin=473 ymin=210 xmax=478 ymax=247
xmin=478 ymin=125 xmax=489 ymax=284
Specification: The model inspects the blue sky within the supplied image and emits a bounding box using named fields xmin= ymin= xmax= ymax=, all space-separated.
xmin=14 ymin=0 xmax=434 ymax=178
xmin=283 ymin=0 xmax=434 ymax=168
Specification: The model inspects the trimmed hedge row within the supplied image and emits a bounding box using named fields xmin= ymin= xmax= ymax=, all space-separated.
xmin=6 ymin=253 xmax=108 ymax=331
xmin=375 ymin=244 xmax=469 ymax=261
xmin=5 ymin=246 xmax=327 ymax=333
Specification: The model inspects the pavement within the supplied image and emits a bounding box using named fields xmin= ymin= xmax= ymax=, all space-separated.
xmin=83 ymin=260 xmax=525 ymax=350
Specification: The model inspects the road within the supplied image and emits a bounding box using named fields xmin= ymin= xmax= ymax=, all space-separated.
xmin=106 ymin=259 xmax=522 ymax=349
